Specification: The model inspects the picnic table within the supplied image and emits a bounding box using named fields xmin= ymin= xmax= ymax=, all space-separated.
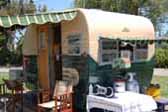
xmin=87 ymin=91 xmax=157 ymax=112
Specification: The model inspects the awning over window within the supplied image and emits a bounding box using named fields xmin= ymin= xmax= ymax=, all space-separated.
xmin=99 ymin=36 xmax=168 ymax=43
xmin=0 ymin=10 xmax=77 ymax=28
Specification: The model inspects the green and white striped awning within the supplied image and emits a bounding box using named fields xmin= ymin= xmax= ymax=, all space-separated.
xmin=99 ymin=36 xmax=168 ymax=43
xmin=99 ymin=36 xmax=154 ymax=41
xmin=0 ymin=10 xmax=77 ymax=28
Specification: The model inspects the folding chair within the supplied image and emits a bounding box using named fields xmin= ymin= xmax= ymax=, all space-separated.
xmin=37 ymin=89 xmax=53 ymax=112
xmin=54 ymin=80 xmax=73 ymax=112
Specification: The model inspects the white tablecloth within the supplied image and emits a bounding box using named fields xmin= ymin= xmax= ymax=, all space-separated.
xmin=87 ymin=91 xmax=157 ymax=112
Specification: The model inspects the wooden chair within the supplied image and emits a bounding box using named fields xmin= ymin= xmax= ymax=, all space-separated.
xmin=37 ymin=80 xmax=73 ymax=112
xmin=55 ymin=92 xmax=73 ymax=112
xmin=54 ymin=80 xmax=73 ymax=112
xmin=3 ymin=79 xmax=24 ymax=112
xmin=37 ymin=89 xmax=52 ymax=112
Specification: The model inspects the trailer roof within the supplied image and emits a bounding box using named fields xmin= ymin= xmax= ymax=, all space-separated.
xmin=0 ymin=8 xmax=154 ymax=39
xmin=79 ymin=9 xmax=155 ymax=39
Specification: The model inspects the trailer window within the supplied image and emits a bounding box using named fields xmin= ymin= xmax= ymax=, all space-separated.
xmin=39 ymin=32 xmax=46 ymax=49
xmin=134 ymin=42 xmax=148 ymax=61
xmin=99 ymin=39 xmax=118 ymax=65
xmin=67 ymin=34 xmax=82 ymax=55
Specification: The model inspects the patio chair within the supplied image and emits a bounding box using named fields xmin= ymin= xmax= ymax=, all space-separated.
xmin=3 ymin=79 xmax=24 ymax=112
xmin=37 ymin=80 xmax=73 ymax=112
xmin=54 ymin=92 xmax=73 ymax=112
xmin=53 ymin=80 xmax=73 ymax=112
xmin=37 ymin=89 xmax=52 ymax=112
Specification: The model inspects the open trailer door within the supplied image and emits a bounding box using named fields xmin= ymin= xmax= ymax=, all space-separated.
xmin=38 ymin=25 xmax=50 ymax=89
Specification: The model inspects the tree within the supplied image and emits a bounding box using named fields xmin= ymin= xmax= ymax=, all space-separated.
xmin=0 ymin=0 xmax=37 ymax=66
xmin=0 ymin=0 xmax=48 ymax=66
xmin=155 ymin=48 xmax=168 ymax=68
xmin=38 ymin=4 xmax=48 ymax=12
xmin=0 ymin=0 xmax=36 ymax=15
xmin=0 ymin=0 xmax=10 ymax=9
xmin=74 ymin=0 xmax=147 ymax=14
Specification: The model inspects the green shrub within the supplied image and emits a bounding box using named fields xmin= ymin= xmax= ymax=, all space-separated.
xmin=155 ymin=48 xmax=168 ymax=68
xmin=0 ymin=47 xmax=11 ymax=65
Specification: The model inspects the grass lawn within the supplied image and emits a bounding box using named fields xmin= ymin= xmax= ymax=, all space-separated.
xmin=0 ymin=72 xmax=9 ymax=84
xmin=152 ymin=76 xmax=168 ymax=98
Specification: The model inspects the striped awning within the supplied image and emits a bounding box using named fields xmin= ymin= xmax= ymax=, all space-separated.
xmin=99 ymin=36 xmax=168 ymax=43
xmin=0 ymin=10 xmax=77 ymax=28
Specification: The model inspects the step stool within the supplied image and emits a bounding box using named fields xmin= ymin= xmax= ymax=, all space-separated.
xmin=156 ymin=98 xmax=168 ymax=112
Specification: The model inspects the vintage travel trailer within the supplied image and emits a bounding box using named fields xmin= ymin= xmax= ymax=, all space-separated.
xmin=22 ymin=8 xmax=155 ymax=111
xmin=0 ymin=8 xmax=155 ymax=111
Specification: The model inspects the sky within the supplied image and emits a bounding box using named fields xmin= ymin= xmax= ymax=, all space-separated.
xmin=34 ymin=0 xmax=75 ymax=11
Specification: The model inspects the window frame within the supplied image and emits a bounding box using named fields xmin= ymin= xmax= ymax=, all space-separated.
xmin=133 ymin=42 xmax=148 ymax=62
xmin=67 ymin=33 xmax=82 ymax=56
xmin=99 ymin=39 xmax=119 ymax=65
xmin=39 ymin=31 xmax=46 ymax=50
xmin=99 ymin=39 xmax=149 ymax=65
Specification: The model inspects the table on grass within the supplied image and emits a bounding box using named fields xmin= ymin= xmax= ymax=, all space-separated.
xmin=87 ymin=91 xmax=157 ymax=112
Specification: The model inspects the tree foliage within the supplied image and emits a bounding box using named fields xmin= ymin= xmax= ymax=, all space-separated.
xmin=0 ymin=0 xmax=10 ymax=9
xmin=155 ymin=48 xmax=168 ymax=68
xmin=155 ymin=42 xmax=168 ymax=68
xmin=0 ymin=0 xmax=38 ymax=66
xmin=0 ymin=0 xmax=36 ymax=15
xmin=38 ymin=4 xmax=48 ymax=12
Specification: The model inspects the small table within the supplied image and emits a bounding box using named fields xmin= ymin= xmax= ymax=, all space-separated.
xmin=155 ymin=98 xmax=168 ymax=112
xmin=87 ymin=91 xmax=157 ymax=112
